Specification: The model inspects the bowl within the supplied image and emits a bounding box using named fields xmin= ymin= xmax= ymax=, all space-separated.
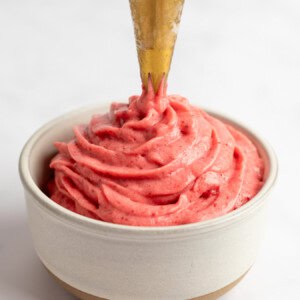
xmin=19 ymin=104 xmax=277 ymax=300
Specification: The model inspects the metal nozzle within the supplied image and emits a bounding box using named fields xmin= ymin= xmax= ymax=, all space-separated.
xmin=129 ymin=0 xmax=185 ymax=93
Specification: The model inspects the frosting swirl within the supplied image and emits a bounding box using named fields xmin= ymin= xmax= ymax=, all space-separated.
xmin=48 ymin=84 xmax=264 ymax=226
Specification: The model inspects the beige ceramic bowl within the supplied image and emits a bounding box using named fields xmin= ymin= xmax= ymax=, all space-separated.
xmin=19 ymin=104 xmax=277 ymax=300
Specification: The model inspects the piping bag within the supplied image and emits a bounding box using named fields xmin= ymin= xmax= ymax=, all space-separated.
xmin=129 ymin=0 xmax=185 ymax=93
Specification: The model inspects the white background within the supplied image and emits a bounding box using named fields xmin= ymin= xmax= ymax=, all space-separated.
xmin=0 ymin=0 xmax=299 ymax=299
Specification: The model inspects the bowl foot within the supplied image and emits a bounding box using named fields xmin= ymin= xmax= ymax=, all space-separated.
xmin=45 ymin=266 xmax=249 ymax=300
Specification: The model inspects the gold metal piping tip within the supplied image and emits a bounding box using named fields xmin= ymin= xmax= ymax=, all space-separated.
xmin=129 ymin=0 xmax=185 ymax=93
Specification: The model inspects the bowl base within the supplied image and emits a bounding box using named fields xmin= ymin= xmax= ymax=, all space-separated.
xmin=45 ymin=266 xmax=249 ymax=300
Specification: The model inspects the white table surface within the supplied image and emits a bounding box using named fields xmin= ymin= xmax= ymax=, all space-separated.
xmin=1 ymin=0 xmax=299 ymax=299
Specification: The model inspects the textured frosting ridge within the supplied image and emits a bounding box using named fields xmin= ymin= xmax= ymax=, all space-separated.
xmin=48 ymin=83 xmax=264 ymax=226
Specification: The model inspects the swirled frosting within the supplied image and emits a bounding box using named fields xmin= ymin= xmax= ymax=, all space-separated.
xmin=48 ymin=84 xmax=264 ymax=226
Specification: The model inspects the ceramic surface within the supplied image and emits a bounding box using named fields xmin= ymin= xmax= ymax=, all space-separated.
xmin=19 ymin=105 xmax=277 ymax=300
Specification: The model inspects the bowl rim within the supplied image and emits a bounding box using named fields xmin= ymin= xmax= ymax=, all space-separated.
xmin=19 ymin=103 xmax=278 ymax=235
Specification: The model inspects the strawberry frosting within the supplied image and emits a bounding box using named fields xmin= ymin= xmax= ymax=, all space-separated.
xmin=48 ymin=83 xmax=264 ymax=226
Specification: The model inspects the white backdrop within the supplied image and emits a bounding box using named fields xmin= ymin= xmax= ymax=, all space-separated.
xmin=1 ymin=0 xmax=299 ymax=299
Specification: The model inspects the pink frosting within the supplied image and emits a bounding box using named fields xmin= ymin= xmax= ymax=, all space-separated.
xmin=48 ymin=84 xmax=264 ymax=226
